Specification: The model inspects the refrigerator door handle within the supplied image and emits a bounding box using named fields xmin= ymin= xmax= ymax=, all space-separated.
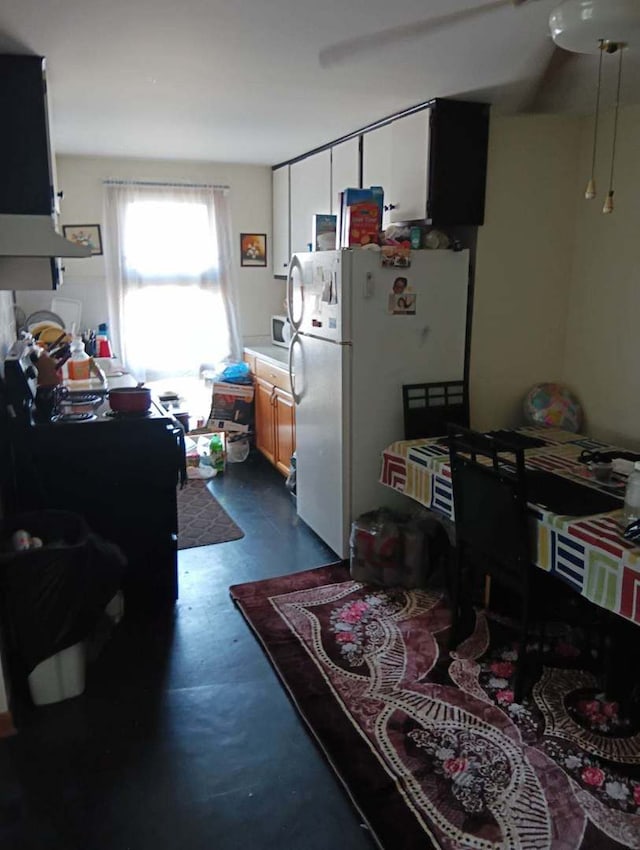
xmin=288 ymin=330 xmax=301 ymax=405
xmin=286 ymin=255 xmax=304 ymax=332
xmin=364 ymin=271 xmax=374 ymax=299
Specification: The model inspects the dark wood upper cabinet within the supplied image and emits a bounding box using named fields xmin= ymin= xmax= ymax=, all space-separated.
xmin=0 ymin=55 xmax=55 ymax=216
xmin=427 ymin=99 xmax=489 ymax=227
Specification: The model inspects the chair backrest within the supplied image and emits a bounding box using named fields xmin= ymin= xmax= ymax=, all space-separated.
xmin=402 ymin=381 xmax=469 ymax=440
xmin=448 ymin=425 xmax=531 ymax=591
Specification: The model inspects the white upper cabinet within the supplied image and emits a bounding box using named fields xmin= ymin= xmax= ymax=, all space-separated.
xmin=361 ymin=101 xmax=489 ymax=226
xmin=290 ymin=149 xmax=332 ymax=256
xmin=362 ymin=110 xmax=430 ymax=225
xmin=389 ymin=110 xmax=430 ymax=223
xmin=362 ymin=122 xmax=393 ymax=228
xmin=272 ymin=165 xmax=290 ymax=277
xmin=331 ymin=137 xmax=360 ymax=216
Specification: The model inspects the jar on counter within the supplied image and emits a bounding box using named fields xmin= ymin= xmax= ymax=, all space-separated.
xmin=67 ymin=336 xmax=92 ymax=381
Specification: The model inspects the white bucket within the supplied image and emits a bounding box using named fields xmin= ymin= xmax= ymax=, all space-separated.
xmin=28 ymin=642 xmax=86 ymax=706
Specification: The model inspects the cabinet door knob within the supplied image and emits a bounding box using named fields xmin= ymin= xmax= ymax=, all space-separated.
xmin=57 ymin=190 xmax=64 ymax=199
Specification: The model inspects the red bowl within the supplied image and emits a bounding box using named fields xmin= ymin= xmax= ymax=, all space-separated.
xmin=108 ymin=387 xmax=152 ymax=413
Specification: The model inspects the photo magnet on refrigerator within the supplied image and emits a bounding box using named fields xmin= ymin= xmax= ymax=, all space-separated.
xmin=388 ymin=276 xmax=417 ymax=315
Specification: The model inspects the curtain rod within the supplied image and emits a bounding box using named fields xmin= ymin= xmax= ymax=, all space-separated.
xmin=103 ymin=179 xmax=229 ymax=190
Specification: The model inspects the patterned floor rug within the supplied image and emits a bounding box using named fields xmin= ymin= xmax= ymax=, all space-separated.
xmin=177 ymin=480 xmax=244 ymax=549
xmin=230 ymin=564 xmax=640 ymax=850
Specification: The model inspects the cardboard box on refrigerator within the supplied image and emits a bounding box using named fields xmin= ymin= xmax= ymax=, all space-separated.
xmin=207 ymin=382 xmax=254 ymax=432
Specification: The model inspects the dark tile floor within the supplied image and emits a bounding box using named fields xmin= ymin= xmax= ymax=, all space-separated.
xmin=0 ymin=452 xmax=376 ymax=850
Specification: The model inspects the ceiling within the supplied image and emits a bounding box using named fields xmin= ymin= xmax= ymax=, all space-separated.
xmin=1 ymin=0 xmax=639 ymax=166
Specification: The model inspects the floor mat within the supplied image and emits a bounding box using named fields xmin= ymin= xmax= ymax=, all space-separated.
xmin=230 ymin=564 xmax=640 ymax=850
xmin=177 ymin=480 xmax=244 ymax=549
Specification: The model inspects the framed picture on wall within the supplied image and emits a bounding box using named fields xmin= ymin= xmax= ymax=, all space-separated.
xmin=62 ymin=224 xmax=103 ymax=256
xmin=240 ymin=233 xmax=267 ymax=267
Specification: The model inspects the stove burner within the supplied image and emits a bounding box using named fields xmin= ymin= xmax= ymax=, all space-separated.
xmin=64 ymin=392 xmax=103 ymax=405
xmin=105 ymin=409 xmax=152 ymax=419
xmin=52 ymin=412 xmax=98 ymax=423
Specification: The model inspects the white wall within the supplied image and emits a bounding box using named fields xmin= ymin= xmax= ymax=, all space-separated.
xmin=562 ymin=106 xmax=640 ymax=449
xmin=471 ymin=114 xmax=581 ymax=431
xmin=470 ymin=108 xmax=639 ymax=451
xmin=16 ymin=155 xmax=285 ymax=348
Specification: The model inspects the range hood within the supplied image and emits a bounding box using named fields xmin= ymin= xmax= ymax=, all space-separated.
xmin=0 ymin=214 xmax=92 ymax=258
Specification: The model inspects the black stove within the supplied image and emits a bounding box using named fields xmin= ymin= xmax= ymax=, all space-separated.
xmin=4 ymin=341 xmax=186 ymax=608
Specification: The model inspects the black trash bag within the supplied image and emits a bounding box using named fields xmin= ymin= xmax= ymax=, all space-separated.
xmin=0 ymin=510 xmax=126 ymax=674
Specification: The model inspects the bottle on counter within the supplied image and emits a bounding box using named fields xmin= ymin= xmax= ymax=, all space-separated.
xmin=623 ymin=462 xmax=640 ymax=526
xmin=210 ymin=434 xmax=225 ymax=475
xmin=96 ymin=322 xmax=113 ymax=358
xmin=67 ymin=336 xmax=92 ymax=381
xmin=84 ymin=329 xmax=97 ymax=357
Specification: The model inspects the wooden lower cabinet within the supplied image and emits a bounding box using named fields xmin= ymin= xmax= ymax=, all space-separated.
xmin=255 ymin=377 xmax=276 ymax=464
xmin=248 ymin=354 xmax=296 ymax=476
xmin=273 ymin=386 xmax=295 ymax=476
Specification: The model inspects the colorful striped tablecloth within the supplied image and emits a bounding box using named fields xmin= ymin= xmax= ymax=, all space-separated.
xmin=380 ymin=427 xmax=640 ymax=626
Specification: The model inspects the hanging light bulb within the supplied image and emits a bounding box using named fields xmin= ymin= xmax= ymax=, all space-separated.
xmin=603 ymin=42 xmax=625 ymax=215
xmin=585 ymin=39 xmax=605 ymax=200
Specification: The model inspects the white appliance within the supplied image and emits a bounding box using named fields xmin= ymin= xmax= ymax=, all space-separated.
xmin=270 ymin=314 xmax=292 ymax=348
xmin=286 ymin=248 xmax=470 ymax=558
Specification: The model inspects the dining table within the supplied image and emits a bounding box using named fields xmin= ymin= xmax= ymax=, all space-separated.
xmin=380 ymin=426 xmax=640 ymax=628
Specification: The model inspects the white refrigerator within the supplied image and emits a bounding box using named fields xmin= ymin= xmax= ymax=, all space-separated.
xmin=286 ymin=248 xmax=470 ymax=558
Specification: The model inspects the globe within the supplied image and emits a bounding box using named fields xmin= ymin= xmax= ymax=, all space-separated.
xmin=523 ymin=383 xmax=583 ymax=432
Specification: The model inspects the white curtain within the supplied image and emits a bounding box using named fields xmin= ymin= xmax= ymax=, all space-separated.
xmin=103 ymin=181 xmax=242 ymax=382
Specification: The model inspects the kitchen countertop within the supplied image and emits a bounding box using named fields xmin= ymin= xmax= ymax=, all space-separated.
xmin=244 ymin=345 xmax=290 ymax=368
xmin=63 ymin=373 xmax=135 ymax=392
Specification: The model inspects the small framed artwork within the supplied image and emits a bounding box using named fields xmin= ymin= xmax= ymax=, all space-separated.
xmin=62 ymin=224 xmax=103 ymax=256
xmin=240 ymin=233 xmax=267 ymax=267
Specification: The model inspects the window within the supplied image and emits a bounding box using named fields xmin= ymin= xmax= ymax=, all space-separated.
xmin=104 ymin=182 xmax=240 ymax=384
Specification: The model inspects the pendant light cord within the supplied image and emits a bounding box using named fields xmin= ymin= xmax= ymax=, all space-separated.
xmin=607 ymin=47 xmax=624 ymax=194
xmin=589 ymin=41 xmax=605 ymax=182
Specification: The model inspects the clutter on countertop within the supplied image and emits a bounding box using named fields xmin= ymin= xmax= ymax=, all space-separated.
xmin=95 ymin=322 xmax=113 ymax=359
xmin=67 ymin=335 xmax=92 ymax=381
xmin=33 ymin=349 xmax=63 ymax=387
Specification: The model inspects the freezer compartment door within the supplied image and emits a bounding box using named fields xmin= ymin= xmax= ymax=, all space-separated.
xmin=350 ymin=248 xmax=470 ymax=385
xmin=290 ymin=250 xmax=348 ymax=343
xmin=292 ymin=333 xmax=350 ymax=558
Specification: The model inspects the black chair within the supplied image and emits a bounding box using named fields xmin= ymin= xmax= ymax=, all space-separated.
xmin=448 ymin=425 xmax=534 ymax=702
xmin=402 ymin=381 xmax=469 ymax=440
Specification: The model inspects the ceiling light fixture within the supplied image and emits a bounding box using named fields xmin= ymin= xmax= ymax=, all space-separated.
xmin=550 ymin=0 xmax=640 ymax=214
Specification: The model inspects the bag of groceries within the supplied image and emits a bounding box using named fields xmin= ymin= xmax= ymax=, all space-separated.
xmin=349 ymin=507 xmax=450 ymax=590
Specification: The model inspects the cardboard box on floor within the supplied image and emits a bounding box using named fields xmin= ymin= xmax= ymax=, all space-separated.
xmin=207 ymin=382 xmax=254 ymax=433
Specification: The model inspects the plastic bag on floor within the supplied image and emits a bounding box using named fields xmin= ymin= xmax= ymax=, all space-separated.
xmin=226 ymin=433 xmax=250 ymax=463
